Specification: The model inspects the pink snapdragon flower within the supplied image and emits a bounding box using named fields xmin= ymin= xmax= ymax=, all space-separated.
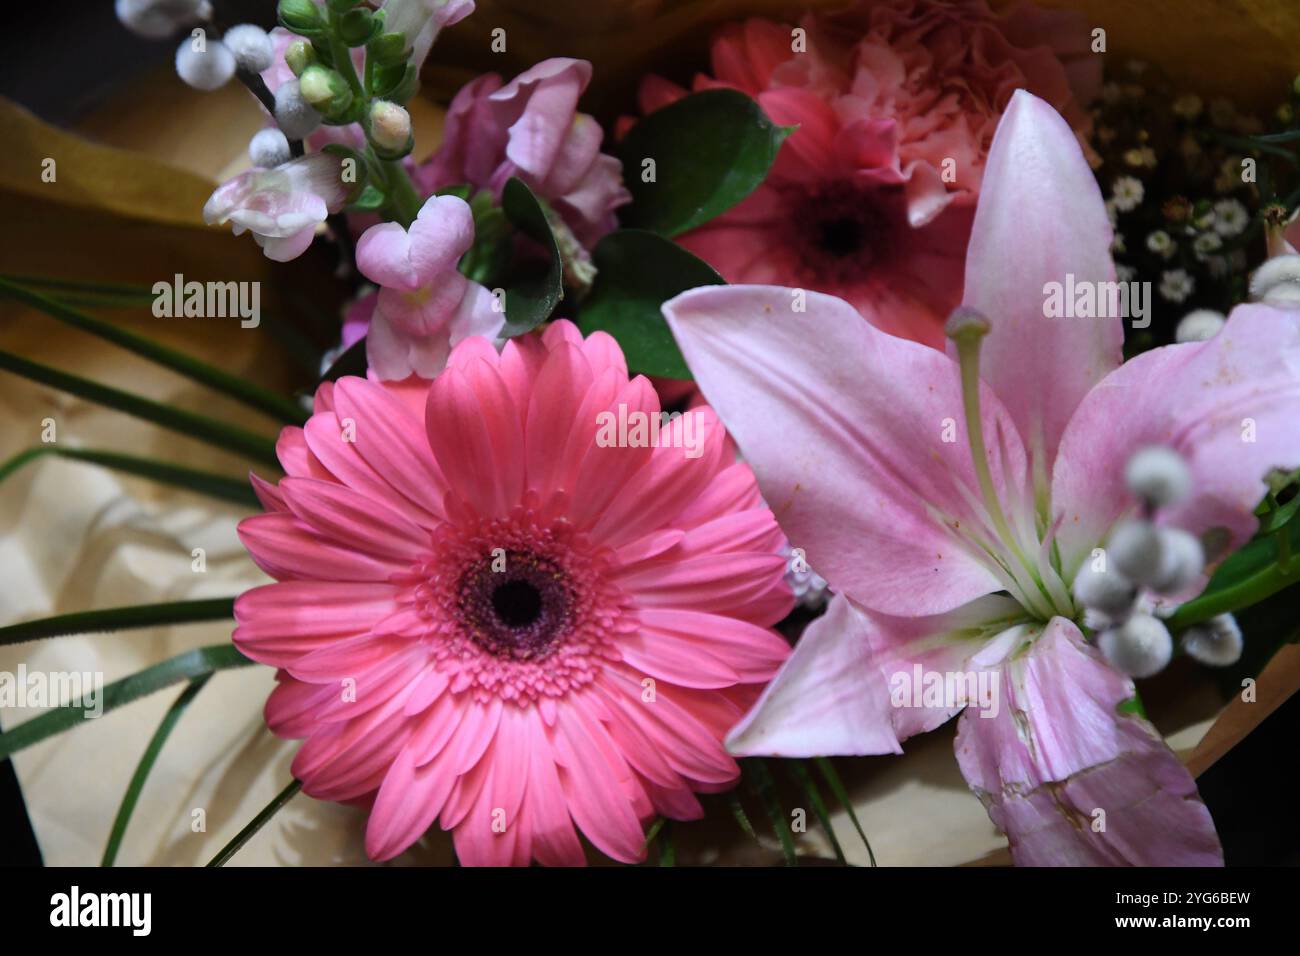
xmin=665 ymin=91 xmax=1300 ymax=865
xmin=353 ymin=194 xmax=503 ymax=380
xmin=234 ymin=321 xmax=793 ymax=865
xmin=203 ymin=151 xmax=350 ymax=261
xmin=416 ymin=58 xmax=631 ymax=249
xmin=644 ymin=0 xmax=1098 ymax=348
xmin=380 ymin=0 xmax=475 ymax=72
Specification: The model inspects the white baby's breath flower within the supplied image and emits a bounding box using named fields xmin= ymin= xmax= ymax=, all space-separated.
xmin=1116 ymin=264 xmax=1138 ymax=282
xmin=1146 ymin=230 xmax=1175 ymax=259
xmin=1193 ymin=232 xmax=1223 ymax=257
xmin=1159 ymin=269 xmax=1195 ymax=303
xmin=1112 ymin=175 xmax=1145 ymax=211
xmin=1213 ymin=199 xmax=1249 ymax=237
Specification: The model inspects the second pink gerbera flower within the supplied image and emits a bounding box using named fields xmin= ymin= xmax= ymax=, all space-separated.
xmin=234 ymin=322 xmax=793 ymax=865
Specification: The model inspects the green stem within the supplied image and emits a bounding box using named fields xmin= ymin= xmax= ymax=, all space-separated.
xmin=102 ymin=675 xmax=211 ymax=867
xmin=1 ymin=446 xmax=260 ymax=508
xmin=0 ymin=349 xmax=279 ymax=467
xmin=380 ymin=156 xmax=423 ymax=227
xmin=0 ymin=598 xmax=236 ymax=647
xmin=0 ymin=278 xmax=307 ymax=425
xmin=206 ymin=779 xmax=303 ymax=867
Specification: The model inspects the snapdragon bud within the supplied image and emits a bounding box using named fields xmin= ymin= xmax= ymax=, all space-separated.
xmin=1098 ymin=614 xmax=1173 ymax=678
xmin=1108 ymin=519 xmax=1164 ymax=586
xmin=1250 ymin=254 xmax=1300 ymax=306
xmin=1126 ymin=445 xmax=1192 ymax=509
xmin=1072 ymin=562 xmax=1135 ymax=619
xmin=249 ymin=128 xmax=292 ymax=168
xmin=222 ymin=24 xmax=274 ymax=73
xmin=338 ymin=8 xmax=377 ymax=46
xmin=285 ymin=39 xmax=316 ymax=76
xmin=278 ymin=0 xmax=325 ymax=34
xmin=1149 ymin=527 xmax=1204 ymax=594
xmin=299 ymin=65 xmax=354 ymax=118
xmin=116 ymin=0 xmax=211 ymax=39
xmin=273 ymin=79 xmax=322 ymax=140
xmin=1174 ymin=309 xmax=1226 ymax=343
xmin=175 ymin=35 xmax=235 ymax=91
xmin=1181 ymin=614 xmax=1243 ymax=667
xmin=368 ymin=100 xmax=413 ymax=155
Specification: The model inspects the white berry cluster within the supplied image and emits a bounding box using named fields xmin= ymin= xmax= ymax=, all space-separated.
xmin=1073 ymin=445 xmax=1241 ymax=677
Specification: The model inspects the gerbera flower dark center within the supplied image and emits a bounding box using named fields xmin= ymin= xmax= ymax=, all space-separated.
xmin=492 ymin=579 xmax=543 ymax=628
xmin=818 ymin=216 xmax=868 ymax=258
xmin=456 ymin=550 xmax=574 ymax=661
xmin=789 ymin=181 xmax=900 ymax=283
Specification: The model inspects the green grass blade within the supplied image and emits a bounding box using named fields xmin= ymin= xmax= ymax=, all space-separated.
xmin=0 ymin=278 xmax=307 ymax=425
xmin=0 ymin=598 xmax=236 ymax=647
xmin=658 ymin=819 xmax=676 ymax=867
xmin=785 ymin=759 xmax=847 ymax=864
xmin=0 ymin=644 xmax=252 ymax=760
xmin=745 ymin=758 xmax=797 ymax=866
xmin=728 ymin=790 xmax=758 ymax=842
xmin=206 ymin=779 xmax=302 ymax=867
xmin=0 ymin=349 xmax=279 ymax=467
xmin=815 ymin=757 xmax=876 ymax=866
xmin=0 ymin=446 xmax=259 ymax=508
xmin=102 ymin=675 xmax=211 ymax=866
xmin=0 ymin=274 xmax=157 ymax=303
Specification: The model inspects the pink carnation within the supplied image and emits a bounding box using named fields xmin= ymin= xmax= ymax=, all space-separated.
xmin=234 ymin=321 xmax=793 ymax=865
xmin=642 ymin=0 xmax=1098 ymax=348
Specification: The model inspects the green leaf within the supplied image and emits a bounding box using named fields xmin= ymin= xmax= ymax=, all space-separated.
xmin=102 ymin=675 xmax=211 ymax=866
xmin=0 ymin=644 xmax=252 ymax=760
xmin=0 ymin=350 xmax=279 ymax=467
xmin=206 ymin=779 xmax=302 ymax=867
xmin=499 ymin=177 xmax=563 ymax=336
xmin=1167 ymin=515 xmax=1300 ymax=631
xmin=815 ymin=757 xmax=876 ymax=866
xmin=0 ymin=447 xmax=259 ymax=508
xmin=0 ymin=278 xmax=308 ymax=425
xmin=785 ymin=759 xmax=846 ymax=864
xmin=0 ymin=597 xmax=236 ymax=647
xmin=319 ymin=335 xmax=368 ymax=382
xmin=745 ymin=758 xmax=797 ymax=866
xmin=617 ymin=89 xmax=790 ymax=237
xmin=578 ymin=229 xmax=722 ymax=379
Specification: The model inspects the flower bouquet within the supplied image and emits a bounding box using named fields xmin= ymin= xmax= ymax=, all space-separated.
xmin=2 ymin=0 xmax=1299 ymax=872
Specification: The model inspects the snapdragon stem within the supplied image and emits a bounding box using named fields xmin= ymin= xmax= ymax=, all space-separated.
xmin=380 ymin=157 xmax=423 ymax=228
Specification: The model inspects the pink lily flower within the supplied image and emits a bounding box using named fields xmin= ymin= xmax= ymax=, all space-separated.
xmin=664 ymin=90 xmax=1300 ymax=865
xmin=354 ymin=194 xmax=504 ymax=380
xmin=203 ymin=152 xmax=350 ymax=262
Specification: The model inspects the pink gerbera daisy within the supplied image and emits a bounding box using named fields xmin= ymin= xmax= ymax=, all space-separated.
xmin=233 ymin=321 xmax=793 ymax=865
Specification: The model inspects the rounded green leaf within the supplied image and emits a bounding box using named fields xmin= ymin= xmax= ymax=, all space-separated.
xmin=578 ymin=229 xmax=723 ymax=379
xmin=617 ymin=89 xmax=790 ymax=237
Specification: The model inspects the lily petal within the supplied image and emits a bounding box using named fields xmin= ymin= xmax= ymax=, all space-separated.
xmin=726 ymin=591 xmax=1026 ymax=757
xmin=664 ymin=284 xmax=1027 ymax=616
xmin=953 ymin=617 xmax=1223 ymax=866
xmin=1051 ymin=302 xmax=1300 ymax=577
xmin=958 ymin=89 xmax=1122 ymax=472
